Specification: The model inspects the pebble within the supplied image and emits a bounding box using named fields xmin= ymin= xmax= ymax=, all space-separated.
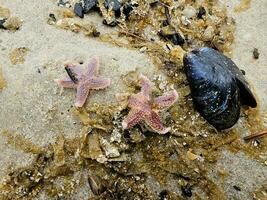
xmin=181 ymin=186 xmax=192 ymax=197
xmin=58 ymin=0 xmax=70 ymax=7
xmin=240 ymin=69 xmax=246 ymax=75
xmin=100 ymin=138 xmax=120 ymax=158
xmin=159 ymin=190 xmax=168 ymax=200
xmin=74 ymin=3 xmax=84 ymax=18
xmin=203 ymin=26 xmax=214 ymax=41
xmin=233 ymin=185 xmax=241 ymax=191
xmin=49 ymin=13 xmax=57 ymax=22
xmin=181 ymin=16 xmax=191 ymax=26
xmin=197 ymin=6 xmax=206 ymax=19
xmin=183 ymin=6 xmax=196 ymax=19
xmin=253 ymin=48 xmax=259 ymax=59
xmin=139 ymin=46 xmax=147 ymax=53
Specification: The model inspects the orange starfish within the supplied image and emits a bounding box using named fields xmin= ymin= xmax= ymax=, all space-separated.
xmin=56 ymin=56 xmax=111 ymax=107
xmin=117 ymin=74 xmax=178 ymax=134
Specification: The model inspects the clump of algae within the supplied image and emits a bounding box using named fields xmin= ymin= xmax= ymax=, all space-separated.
xmin=9 ymin=47 xmax=29 ymax=65
xmin=0 ymin=67 xmax=6 ymax=90
xmin=0 ymin=0 xmax=265 ymax=199
xmin=234 ymin=0 xmax=251 ymax=12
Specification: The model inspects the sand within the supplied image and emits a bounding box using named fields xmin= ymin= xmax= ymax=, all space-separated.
xmin=0 ymin=0 xmax=266 ymax=199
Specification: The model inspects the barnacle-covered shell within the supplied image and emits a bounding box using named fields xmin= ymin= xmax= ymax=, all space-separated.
xmin=184 ymin=47 xmax=257 ymax=130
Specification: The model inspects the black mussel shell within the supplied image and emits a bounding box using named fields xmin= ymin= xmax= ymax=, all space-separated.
xmin=83 ymin=0 xmax=98 ymax=13
xmin=184 ymin=47 xmax=257 ymax=130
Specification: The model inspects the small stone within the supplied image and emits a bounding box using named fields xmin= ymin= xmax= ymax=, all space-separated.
xmin=49 ymin=13 xmax=57 ymax=22
xmin=181 ymin=16 xmax=191 ymax=26
xmin=240 ymin=69 xmax=246 ymax=75
xmin=74 ymin=3 xmax=84 ymax=18
xmin=197 ymin=6 xmax=206 ymax=19
xmin=139 ymin=46 xmax=147 ymax=53
xmin=203 ymin=26 xmax=214 ymax=41
xmin=183 ymin=6 xmax=196 ymax=19
xmin=253 ymin=48 xmax=259 ymax=59
xmin=103 ymin=19 xmax=118 ymax=27
xmin=181 ymin=186 xmax=192 ymax=197
xmin=159 ymin=190 xmax=168 ymax=200
xmin=252 ymin=139 xmax=260 ymax=147
xmin=58 ymin=0 xmax=70 ymax=7
xmin=233 ymin=185 xmax=241 ymax=191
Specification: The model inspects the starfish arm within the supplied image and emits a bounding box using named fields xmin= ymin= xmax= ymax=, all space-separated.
xmin=55 ymin=77 xmax=77 ymax=88
xmin=139 ymin=74 xmax=153 ymax=98
xmin=122 ymin=109 xmax=145 ymax=130
xmin=86 ymin=56 xmax=100 ymax=77
xmin=153 ymin=90 xmax=178 ymax=110
xmin=74 ymin=84 xmax=90 ymax=107
xmin=144 ymin=111 xmax=171 ymax=134
xmin=88 ymin=77 xmax=111 ymax=90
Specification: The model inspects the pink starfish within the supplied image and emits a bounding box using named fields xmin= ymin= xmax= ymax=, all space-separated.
xmin=118 ymin=74 xmax=178 ymax=134
xmin=56 ymin=56 xmax=111 ymax=107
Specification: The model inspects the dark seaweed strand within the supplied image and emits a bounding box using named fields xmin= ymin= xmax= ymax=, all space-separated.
xmin=65 ymin=66 xmax=78 ymax=84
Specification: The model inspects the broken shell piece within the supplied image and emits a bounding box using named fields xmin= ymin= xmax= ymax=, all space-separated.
xmin=202 ymin=26 xmax=214 ymax=41
xmin=88 ymin=174 xmax=106 ymax=195
xmin=183 ymin=6 xmax=196 ymax=19
xmin=80 ymin=132 xmax=104 ymax=160
xmin=100 ymin=137 xmax=120 ymax=158
xmin=186 ymin=149 xmax=198 ymax=160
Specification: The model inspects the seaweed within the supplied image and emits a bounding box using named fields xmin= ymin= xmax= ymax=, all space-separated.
xmin=0 ymin=0 xmax=265 ymax=199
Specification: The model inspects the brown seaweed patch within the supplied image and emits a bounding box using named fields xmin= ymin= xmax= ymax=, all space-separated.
xmin=9 ymin=47 xmax=29 ymax=65
xmin=251 ymin=182 xmax=267 ymax=200
xmin=0 ymin=67 xmax=6 ymax=90
xmin=74 ymin=104 xmax=118 ymax=131
xmin=234 ymin=0 xmax=251 ymax=12
xmin=1 ymin=130 xmax=43 ymax=154
xmin=3 ymin=16 xmax=22 ymax=31
xmin=0 ymin=6 xmax=10 ymax=19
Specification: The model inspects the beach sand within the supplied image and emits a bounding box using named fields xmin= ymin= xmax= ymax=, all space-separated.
xmin=0 ymin=0 xmax=266 ymax=199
